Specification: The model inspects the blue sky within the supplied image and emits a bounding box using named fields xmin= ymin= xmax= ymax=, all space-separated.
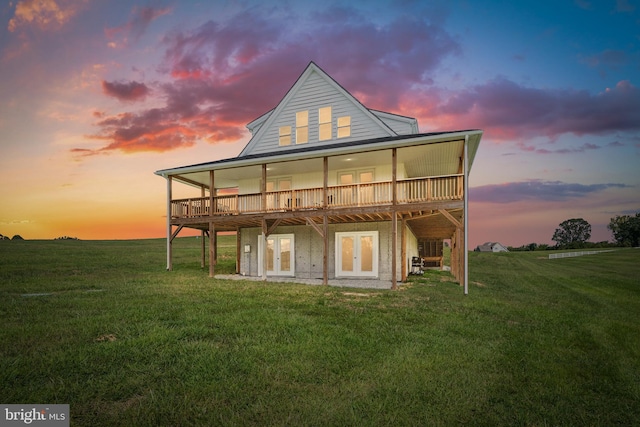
xmin=0 ymin=0 xmax=638 ymax=246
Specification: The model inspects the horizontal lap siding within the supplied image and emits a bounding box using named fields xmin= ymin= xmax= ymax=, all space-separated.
xmin=249 ymin=71 xmax=393 ymax=156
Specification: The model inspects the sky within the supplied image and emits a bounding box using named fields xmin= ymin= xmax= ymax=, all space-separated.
xmin=0 ymin=0 xmax=639 ymax=248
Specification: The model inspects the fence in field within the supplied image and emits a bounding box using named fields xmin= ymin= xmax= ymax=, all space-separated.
xmin=548 ymin=250 xmax=615 ymax=259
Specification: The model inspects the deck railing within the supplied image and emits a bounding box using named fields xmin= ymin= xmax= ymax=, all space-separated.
xmin=171 ymin=175 xmax=463 ymax=218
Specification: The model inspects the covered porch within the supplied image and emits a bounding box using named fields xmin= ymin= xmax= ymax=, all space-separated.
xmin=156 ymin=133 xmax=477 ymax=292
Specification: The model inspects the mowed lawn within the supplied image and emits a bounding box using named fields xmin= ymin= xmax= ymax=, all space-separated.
xmin=1 ymin=237 xmax=639 ymax=426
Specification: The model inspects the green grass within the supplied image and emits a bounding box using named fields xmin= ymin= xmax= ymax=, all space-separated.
xmin=1 ymin=238 xmax=639 ymax=426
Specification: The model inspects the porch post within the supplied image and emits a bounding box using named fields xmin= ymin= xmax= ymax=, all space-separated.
xmin=201 ymin=230 xmax=205 ymax=268
xmin=323 ymin=215 xmax=328 ymax=285
xmin=261 ymin=219 xmax=267 ymax=281
xmin=236 ymin=228 xmax=241 ymax=274
xmin=209 ymin=222 xmax=216 ymax=278
xmin=323 ymin=157 xmax=329 ymax=286
xmin=166 ymin=175 xmax=172 ymax=271
xmin=391 ymin=148 xmax=398 ymax=290
xmin=463 ymin=135 xmax=469 ymax=295
xmin=209 ymin=170 xmax=215 ymax=214
xmin=391 ymin=212 xmax=397 ymax=290
xmin=201 ymin=184 xmax=206 ymax=268
xmin=401 ymin=216 xmax=407 ymax=282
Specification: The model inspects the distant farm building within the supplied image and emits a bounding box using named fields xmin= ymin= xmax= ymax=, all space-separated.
xmin=475 ymin=242 xmax=509 ymax=253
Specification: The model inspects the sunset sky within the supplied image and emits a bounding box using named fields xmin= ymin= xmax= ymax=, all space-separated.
xmin=1 ymin=0 xmax=638 ymax=247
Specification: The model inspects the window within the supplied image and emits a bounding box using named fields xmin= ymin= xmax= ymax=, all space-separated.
xmin=337 ymin=116 xmax=351 ymax=138
xmin=319 ymin=106 xmax=332 ymax=141
xmin=296 ymin=111 xmax=308 ymax=144
xmin=279 ymin=126 xmax=291 ymax=146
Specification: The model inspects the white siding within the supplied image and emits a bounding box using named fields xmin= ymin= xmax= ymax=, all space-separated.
xmin=246 ymin=70 xmax=395 ymax=156
xmin=373 ymin=112 xmax=416 ymax=135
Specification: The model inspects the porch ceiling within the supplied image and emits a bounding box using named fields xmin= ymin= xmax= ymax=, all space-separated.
xmin=163 ymin=132 xmax=481 ymax=190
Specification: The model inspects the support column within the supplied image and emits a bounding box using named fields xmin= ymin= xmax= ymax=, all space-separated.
xmin=401 ymin=216 xmax=407 ymax=282
xmin=391 ymin=148 xmax=397 ymax=289
xmin=261 ymin=219 xmax=268 ymax=281
xmin=201 ymin=230 xmax=205 ymax=268
xmin=236 ymin=228 xmax=241 ymax=274
xmin=209 ymin=222 xmax=216 ymax=278
xmin=323 ymin=215 xmax=328 ymax=285
xmin=391 ymin=212 xmax=397 ymax=290
xmin=463 ymin=135 xmax=469 ymax=295
xmin=166 ymin=175 xmax=172 ymax=271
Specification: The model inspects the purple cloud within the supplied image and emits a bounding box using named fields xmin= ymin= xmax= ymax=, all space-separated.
xmin=435 ymin=78 xmax=640 ymax=140
xmin=106 ymin=5 xmax=171 ymax=46
xmin=517 ymin=141 xmax=600 ymax=154
xmin=79 ymin=6 xmax=461 ymax=155
xmin=101 ymin=80 xmax=150 ymax=102
xmin=470 ymin=180 xmax=631 ymax=203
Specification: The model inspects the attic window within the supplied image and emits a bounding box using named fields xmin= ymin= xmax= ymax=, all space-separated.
xmin=279 ymin=126 xmax=291 ymax=146
xmin=319 ymin=106 xmax=332 ymax=141
xmin=296 ymin=111 xmax=308 ymax=144
xmin=337 ymin=116 xmax=351 ymax=138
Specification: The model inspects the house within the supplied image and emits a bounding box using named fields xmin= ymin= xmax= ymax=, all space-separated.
xmin=475 ymin=242 xmax=509 ymax=253
xmin=155 ymin=62 xmax=482 ymax=292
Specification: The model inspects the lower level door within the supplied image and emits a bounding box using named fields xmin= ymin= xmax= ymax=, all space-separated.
xmin=335 ymin=231 xmax=378 ymax=277
xmin=259 ymin=234 xmax=294 ymax=276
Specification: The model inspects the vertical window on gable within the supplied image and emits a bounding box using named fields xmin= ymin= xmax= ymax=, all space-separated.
xmin=279 ymin=126 xmax=291 ymax=146
xmin=296 ymin=111 xmax=308 ymax=144
xmin=319 ymin=106 xmax=332 ymax=141
xmin=337 ymin=116 xmax=351 ymax=138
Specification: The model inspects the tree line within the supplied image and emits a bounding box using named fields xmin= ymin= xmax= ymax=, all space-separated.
xmin=508 ymin=212 xmax=640 ymax=251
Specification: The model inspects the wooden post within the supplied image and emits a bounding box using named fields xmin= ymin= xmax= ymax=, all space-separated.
xmin=323 ymin=156 xmax=328 ymax=207
xmin=323 ymin=215 xmax=328 ymax=285
xmin=166 ymin=175 xmax=172 ymax=271
xmin=391 ymin=212 xmax=397 ymax=290
xmin=261 ymin=219 xmax=267 ymax=281
xmin=261 ymin=164 xmax=267 ymax=211
xmin=209 ymin=222 xmax=216 ymax=278
xmin=463 ymin=135 xmax=469 ymax=295
xmin=236 ymin=229 xmax=241 ymax=274
xmin=201 ymin=230 xmax=205 ymax=268
xmin=401 ymin=216 xmax=407 ymax=282
xmin=391 ymin=148 xmax=397 ymax=289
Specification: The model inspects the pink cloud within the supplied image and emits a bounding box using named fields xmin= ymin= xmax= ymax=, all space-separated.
xmin=8 ymin=0 xmax=83 ymax=32
xmin=101 ymin=80 xmax=150 ymax=102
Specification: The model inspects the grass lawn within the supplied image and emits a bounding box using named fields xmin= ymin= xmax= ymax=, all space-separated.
xmin=1 ymin=237 xmax=639 ymax=426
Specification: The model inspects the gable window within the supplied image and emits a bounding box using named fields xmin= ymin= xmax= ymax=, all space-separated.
xmin=279 ymin=126 xmax=291 ymax=146
xmin=337 ymin=116 xmax=351 ymax=138
xmin=296 ymin=111 xmax=308 ymax=144
xmin=319 ymin=106 xmax=332 ymax=141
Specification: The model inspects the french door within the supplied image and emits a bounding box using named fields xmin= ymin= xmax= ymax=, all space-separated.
xmin=258 ymin=234 xmax=294 ymax=276
xmin=335 ymin=231 xmax=378 ymax=277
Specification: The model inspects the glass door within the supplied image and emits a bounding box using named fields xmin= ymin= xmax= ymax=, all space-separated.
xmin=335 ymin=231 xmax=378 ymax=277
xmin=259 ymin=234 xmax=294 ymax=276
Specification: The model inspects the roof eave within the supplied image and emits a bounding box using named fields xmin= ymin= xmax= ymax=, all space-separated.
xmin=154 ymin=129 xmax=483 ymax=178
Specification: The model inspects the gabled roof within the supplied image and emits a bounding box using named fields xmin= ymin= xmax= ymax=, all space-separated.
xmin=238 ymin=61 xmax=397 ymax=157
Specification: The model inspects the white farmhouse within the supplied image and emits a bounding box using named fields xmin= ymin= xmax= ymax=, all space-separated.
xmin=155 ymin=62 xmax=483 ymax=292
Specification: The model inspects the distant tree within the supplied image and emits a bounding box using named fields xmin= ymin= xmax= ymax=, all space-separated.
xmin=11 ymin=235 xmax=24 ymax=240
xmin=552 ymin=218 xmax=591 ymax=248
xmin=608 ymin=213 xmax=640 ymax=247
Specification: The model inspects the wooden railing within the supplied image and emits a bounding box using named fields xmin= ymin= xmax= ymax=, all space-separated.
xmin=171 ymin=175 xmax=463 ymax=219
